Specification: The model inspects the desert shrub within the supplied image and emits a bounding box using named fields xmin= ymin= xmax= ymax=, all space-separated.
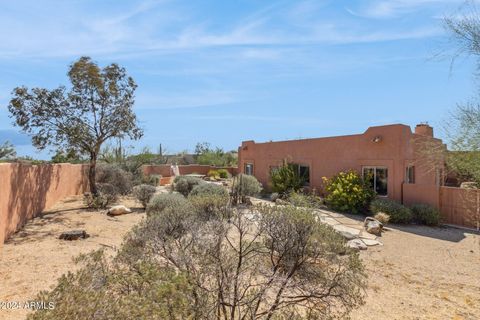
xmin=207 ymin=169 xmax=220 ymax=180
xmin=172 ymin=175 xmax=204 ymax=196
xmin=374 ymin=212 xmax=390 ymax=225
xmin=28 ymin=250 xmax=195 ymax=320
xmin=270 ymin=163 xmax=305 ymax=195
xmin=216 ymin=169 xmax=230 ymax=179
xmin=188 ymin=194 xmax=230 ymax=220
xmin=411 ymin=204 xmax=441 ymax=226
xmin=84 ymin=183 xmax=118 ymax=209
xmin=287 ymin=191 xmax=324 ymax=209
xmin=133 ymin=184 xmax=157 ymax=208
xmin=126 ymin=203 xmax=366 ymax=319
xmin=190 ymin=183 xmax=228 ymax=197
xmin=146 ymin=193 xmax=189 ymax=217
xmin=142 ymin=174 xmax=161 ymax=186
xmin=370 ymin=198 xmax=412 ymax=223
xmin=231 ymin=174 xmax=262 ymax=204
xmin=96 ymin=163 xmax=133 ymax=195
xmin=323 ymin=170 xmax=375 ymax=214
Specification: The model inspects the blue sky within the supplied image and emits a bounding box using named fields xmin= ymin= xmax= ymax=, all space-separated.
xmin=0 ymin=0 xmax=478 ymax=158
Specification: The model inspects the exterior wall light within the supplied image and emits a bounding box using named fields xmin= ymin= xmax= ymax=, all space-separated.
xmin=372 ymin=136 xmax=382 ymax=143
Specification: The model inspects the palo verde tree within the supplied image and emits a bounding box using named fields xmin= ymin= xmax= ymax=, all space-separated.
xmin=7 ymin=56 xmax=143 ymax=195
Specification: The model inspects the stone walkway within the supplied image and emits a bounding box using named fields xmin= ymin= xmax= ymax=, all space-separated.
xmin=315 ymin=208 xmax=382 ymax=249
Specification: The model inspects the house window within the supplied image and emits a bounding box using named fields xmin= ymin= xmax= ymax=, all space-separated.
xmin=406 ymin=166 xmax=415 ymax=184
xmin=362 ymin=167 xmax=388 ymax=196
xmin=298 ymin=164 xmax=310 ymax=186
xmin=244 ymin=163 xmax=254 ymax=176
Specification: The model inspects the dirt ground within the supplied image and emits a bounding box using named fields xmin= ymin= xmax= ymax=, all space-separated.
xmin=353 ymin=223 xmax=480 ymax=320
xmin=0 ymin=195 xmax=145 ymax=320
xmin=0 ymin=196 xmax=479 ymax=320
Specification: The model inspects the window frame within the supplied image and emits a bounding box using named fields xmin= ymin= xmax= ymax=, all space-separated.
xmin=405 ymin=165 xmax=415 ymax=184
xmin=362 ymin=166 xmax=388 ymax=197
xmin=297 ymin=164 xmax=310 ymax=186
xmin=244 ymin=162 xmax=254 ymax=176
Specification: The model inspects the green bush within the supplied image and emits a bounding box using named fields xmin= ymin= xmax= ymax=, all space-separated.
xmin=146 ymin=193 xmax=189 ymax=217
xmin=370 ymin=198 xmax=412 ymax=223
xmin=190 ymin=183 xmax=228 ymax=197
xmin=287 ymin=191 xmax=324 ymax=209
xmin=188 ymin=194 xmax=230 ymax=220
xmin=410 ymin=204 xmax=441 ymax=226
xmin=231 ymin=174 xmax=262 ymax=204
xmin=133 ymin=184 xmax=157 ymax=208
xmin=172 ymin=175 xmax=204 ymax=196
xmin=96 ymin=163 xmax=133 ymax=195
xmin=323 ymin=170 xmax=375 ymax=214
xmin=270 ymin=163 xmax=305 ymax=195
xmin=217 ymin=169 xmax=230 ymax=179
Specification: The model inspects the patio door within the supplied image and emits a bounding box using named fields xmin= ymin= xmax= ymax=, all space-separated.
xmin=362 ymin=167 xmax=388 ymax=196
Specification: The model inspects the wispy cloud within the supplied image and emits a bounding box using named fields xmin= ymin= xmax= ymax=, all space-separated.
xmin=347 ymin=0 xmax=466 ymax=19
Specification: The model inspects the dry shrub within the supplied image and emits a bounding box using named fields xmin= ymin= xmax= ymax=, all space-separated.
xmin=374 ymin=212 xmax=390 ymax=225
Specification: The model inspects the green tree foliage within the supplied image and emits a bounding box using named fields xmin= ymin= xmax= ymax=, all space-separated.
xmin=8 ymin=56 xmax=143 ymax=195
xmin=323 ymin=170 xmax=375 ymax=214
xmin=195 ymin=141 xmax=237 ymax=166
xmin=270 ymin=162 xmax=305 ymax=195
xmin=0 ymin=141 xmax=16 ymax=159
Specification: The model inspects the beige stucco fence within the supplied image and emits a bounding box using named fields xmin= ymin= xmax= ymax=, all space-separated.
xmin=0 ymin=163 xmax=88 ymax=247
xmin=403 ymin=183 xmax=480 ymax=229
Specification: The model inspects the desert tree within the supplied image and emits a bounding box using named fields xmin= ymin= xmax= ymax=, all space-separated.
xmin=7 ymin=56 xmax=143 ymax=195
xmin=0 ymin=141 xmax=16 ymax=159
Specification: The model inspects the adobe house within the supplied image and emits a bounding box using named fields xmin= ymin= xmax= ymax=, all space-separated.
xmin=238 ymin=124 xmax=445 ymax=203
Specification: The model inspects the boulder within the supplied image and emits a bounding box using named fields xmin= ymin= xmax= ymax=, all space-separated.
xmin=107 ymin=205 xmax=132 ymax=216
xmin=347 ymin=239 xmax=367 ymax=250
xmin=364 ymin=217 xmax=383 ymax=236
xmin=59 ymin=230 xmax=89 ymax=241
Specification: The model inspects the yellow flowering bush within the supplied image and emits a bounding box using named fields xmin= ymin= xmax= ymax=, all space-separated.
xmin=322 ymin=170 xmax=375 ymax=214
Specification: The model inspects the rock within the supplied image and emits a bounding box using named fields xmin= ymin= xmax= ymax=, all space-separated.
xmin=364 ymin=217 xmax=383 ymax=236
xmin=244 ymin=196 xmax=253 ymax=206
xmin=107 ymin=205 xmax=132 ymax=216
xmin=333 ymin=225 xmax=361 ymax=239
xmin=361 ymin=239 xmax=382 ymax=246
xmin=347 ymin=239 xmax=367 ymax=250
xmin=59 ymin=230 xmax=89 ymax=240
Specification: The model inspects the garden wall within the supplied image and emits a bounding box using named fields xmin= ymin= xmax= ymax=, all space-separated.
xmin=0 ymin=163 xmax=88 ymax=247
xmin=402 ymin=183 xmax=480 ymax=229
xmin=142 ymin=164 xmax=238 ymax=178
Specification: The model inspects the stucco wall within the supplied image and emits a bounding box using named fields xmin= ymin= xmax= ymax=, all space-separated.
xmin=0 ymin=163 xmax=88 ymax=246
xmin=142 ymin=165 xmax=238 ymax=177
xmin=238 ymin=124 xmax=442 ymax=202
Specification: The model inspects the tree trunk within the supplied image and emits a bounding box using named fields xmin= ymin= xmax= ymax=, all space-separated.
xmin=89 ymin=153 xmax=98 ymax=196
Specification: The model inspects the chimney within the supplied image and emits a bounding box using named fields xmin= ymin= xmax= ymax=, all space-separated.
xmin=415 ymin=123 xmax=433 ymax=137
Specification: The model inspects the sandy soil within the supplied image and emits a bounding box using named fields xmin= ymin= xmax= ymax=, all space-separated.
xmin=353 ymin=223 xmax=480 ymax=320
xmin=0 ymin=195 xmax=145 ymax=320
xmin=1 ymin=196 xmax=479 ymax=320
